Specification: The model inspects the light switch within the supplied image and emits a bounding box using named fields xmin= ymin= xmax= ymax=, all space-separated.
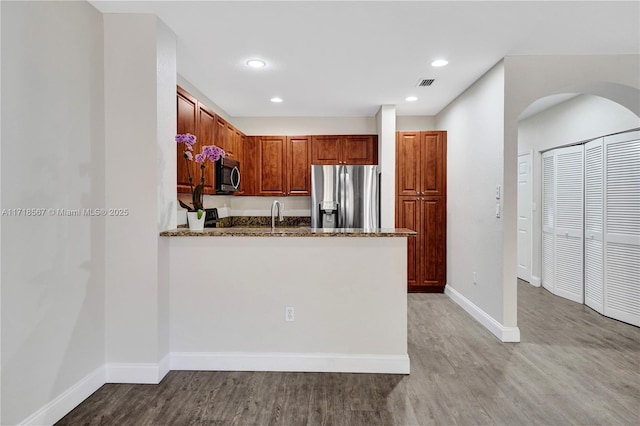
xmin=532 ymin=202 xmax=537 ymax=212
xmin=495 ymin=185 xmax=501 ymax=200
xmin=495 ymin=203 xmax=501 ymax=218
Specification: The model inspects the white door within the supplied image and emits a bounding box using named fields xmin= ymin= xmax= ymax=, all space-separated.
xmin=584 ymin=138 xmax=604 ymax=314
xmin=517 ymin=152 xmax=532 ymax=282
xmin=604 ymin=131 xmax=640 ymax=326
xmin=554 ymin=145 xmax=584 ymax=304
xmin=542 ymin=151 xmax=555 ymax=293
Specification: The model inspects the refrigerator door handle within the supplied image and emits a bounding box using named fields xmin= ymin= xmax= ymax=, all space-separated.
xmin=344 ymin=169 xmax=352 ymax=228
xmin=338 ymin=166 xmax=345 ymax=228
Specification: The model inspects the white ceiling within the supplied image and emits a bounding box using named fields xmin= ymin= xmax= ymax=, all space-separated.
xmin=91 ymin=1 xmax=639 ymax=117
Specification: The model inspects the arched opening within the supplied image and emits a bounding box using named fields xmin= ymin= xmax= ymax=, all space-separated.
xmin=515 ymin=83 xmax=640 ymax=332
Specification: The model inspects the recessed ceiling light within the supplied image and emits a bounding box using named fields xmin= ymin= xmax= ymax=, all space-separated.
xmin=431 ymin=59 xmax=448 ymax=67
xmin=270 ymin=97 xmax=283 ymax=103
xmin=246 ymin=59 xmax=266 ymax=68
xmin=405 ymin=96 xmax=418 ymax=102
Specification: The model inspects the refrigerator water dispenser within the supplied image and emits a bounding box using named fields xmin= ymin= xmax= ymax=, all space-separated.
xmin=319 ymin=201 xmax=339 ymax=228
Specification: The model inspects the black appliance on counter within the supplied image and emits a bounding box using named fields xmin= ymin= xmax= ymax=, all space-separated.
xmin=204 ymin=208 xmax=220 ymax=228
xmin=216 ymin=157 xmax=240 ymax=193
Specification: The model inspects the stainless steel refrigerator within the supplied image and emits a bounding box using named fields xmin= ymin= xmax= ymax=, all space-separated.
xmin=311 ymin=165 xmax=379 ymax=229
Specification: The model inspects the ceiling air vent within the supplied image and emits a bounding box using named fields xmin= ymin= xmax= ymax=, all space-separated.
xmin=416 ymin=78 xmax=435 ymax=87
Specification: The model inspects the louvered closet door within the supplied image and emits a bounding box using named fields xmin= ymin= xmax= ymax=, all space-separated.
xmin=554 ymin=145 xmax=584 ymax=304
xmin=542 ymin=151 xmax=555 ymax=293
xmin=604 ymin=131 xmax=640 ymax=326
xmin=584 ymin=138 xmax=604 ymax=314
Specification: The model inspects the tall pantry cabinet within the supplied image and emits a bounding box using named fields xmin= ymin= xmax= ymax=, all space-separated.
xmin=396 ymin=131 xmax=447 ymax=292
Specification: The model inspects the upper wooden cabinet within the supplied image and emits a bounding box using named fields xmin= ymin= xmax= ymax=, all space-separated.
xmin=343 ymin=135 xmax=377 ymax=165
xmin=311 ymin=135 xmax=341 ymax=164
xmin=177 ymin=86 xmax=247 ymax=196
xmin=242 ymin=137 xmax=258 ymax=196
xmin=286 ymin=136 xmax=311 ymax=196
xmin=177 ymin=86 xmax=215 ymax=195
xmin=176 ymin=88 xmax=197 ymax=194
xmin=311 ymin=135 xmax=378 ymax=165
xmin=396 ymin=131 xmax=446 ymax=197
xmin=256 ymin=136 xmax=287 ymax=196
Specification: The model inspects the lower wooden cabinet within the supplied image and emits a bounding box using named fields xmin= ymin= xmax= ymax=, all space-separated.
xmin=396 ymin=195 xmax=446 ymax=292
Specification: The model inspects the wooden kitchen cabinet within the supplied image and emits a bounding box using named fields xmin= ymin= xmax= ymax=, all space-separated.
xmin=343 ymin=135 xmax=377 ymax=165
xmin=311 ymin=135 xmax=378 ymax=165
xmin=311 ymin=135 xmax=341 ymax=164
xmin=256 ymin=136 xmax=287 ymax=196
xmin=241 ymin=136 xmax=258 ymax=196
xmin=396 ymin=130 xmax=447 ymax=292
xmin=177 ymin=86 xmax=215 ymax=195
xmin=214 ymin=116 xmax=229 ymax=155
xmin=234 ymin=130 xmax=246 ymax=194
xmin=396 ymin=195 xmax=446 ymax=292
xmin=286 ymin=136 xmax=311 ymax=196
xmin=396 ymin=131 xmax=446 ymax=197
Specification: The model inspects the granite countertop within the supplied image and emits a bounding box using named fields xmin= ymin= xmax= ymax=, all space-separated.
xmin=160 ymin=227 xmax=417 ymax=237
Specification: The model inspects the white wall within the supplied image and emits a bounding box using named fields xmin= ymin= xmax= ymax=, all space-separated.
xmin=435 ymin=62 xmax=509 ymax=331
xmin=377 ymin=105 xmax=397 ymax=228
xmin=233 ymin=116 xmax=377 ymax=136
xmin=518 ymin=94 xmax=640 ymax=285
xmin=1 ymin=2 xmax=106 ymax=424
xmin=396 ymin=115 xmax=436 ymax=131
xmin=104 ymin=13 xmax=175 ymax=382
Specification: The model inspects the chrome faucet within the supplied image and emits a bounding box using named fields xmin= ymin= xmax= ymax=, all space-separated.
xmin=271 ymin=200 xmax=283 ymax=230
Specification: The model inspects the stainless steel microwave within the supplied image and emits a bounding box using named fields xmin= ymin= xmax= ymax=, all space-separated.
xmin=216 ymin=157 xmax=240 ymax=193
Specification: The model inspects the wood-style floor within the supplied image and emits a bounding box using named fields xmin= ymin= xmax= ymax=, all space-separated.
xmin=57 ymin=281 xmax=640 ymax=425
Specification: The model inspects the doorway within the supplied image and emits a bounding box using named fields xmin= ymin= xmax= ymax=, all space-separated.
xmin=517 ymin=152 xmax=532 ymax=283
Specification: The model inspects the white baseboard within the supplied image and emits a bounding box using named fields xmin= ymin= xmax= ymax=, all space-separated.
xmin=445 ymin=285 xmax=521 ymax=343
xmin=106 ymin=362 xmax=165 ymax=384
xmin=158 ymin=353 xmax=170 ymax=382
xmin=171 ymin=352 xmax=410 ymax=374
xmin=19 ymin=365 xmax=105 ymax=426
xmin=530 ymin=275 xmax=541 ymax=287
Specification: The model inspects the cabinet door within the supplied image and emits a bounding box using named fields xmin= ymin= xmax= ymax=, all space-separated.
xmin=418 ymin=196 xmax=446 ymax=288
xmin=214 ymin=116 xmax=228 ymax=153
xmin=177 ymin=88 xmax=198 ymax=194
xmin=235 ymin=131 xmax=246 ymax=195
xmin=396 ymin=132 xmax=421 ymax=196
xmin=225 ymin=122 xmax=236 ymax=158
xmin=396 ymin=197 xmax=420 ymax=287
xmin=257 ymin=136 xmax=287 ymax=196
xmin=311 ymin=135 xmax=341 ymax=164
xmin=287 ymin=136 xmax=311 ymax=196
xmin=242 ymin=136 xmax=257 ymax=196
xmin=197 ymin=104 xmax=216 ymax=194
xmin=420 ymin=131 xmax=446 ymax=196
xmin=343 ymin=135 xmax=377 ymax=165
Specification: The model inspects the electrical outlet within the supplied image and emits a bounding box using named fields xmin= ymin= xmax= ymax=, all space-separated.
xmin=473 ymin=272 xmax=477 ymax=285
xmin=285 ymin=306 xmax=295 ymax=322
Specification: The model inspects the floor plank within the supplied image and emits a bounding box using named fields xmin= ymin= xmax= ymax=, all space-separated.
xmin=56 ymin=281 xmax=640 ymax=425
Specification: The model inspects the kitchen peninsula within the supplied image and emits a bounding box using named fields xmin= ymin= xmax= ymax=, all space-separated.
xmin=160 ymin=227 xmax=415 ymax=374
